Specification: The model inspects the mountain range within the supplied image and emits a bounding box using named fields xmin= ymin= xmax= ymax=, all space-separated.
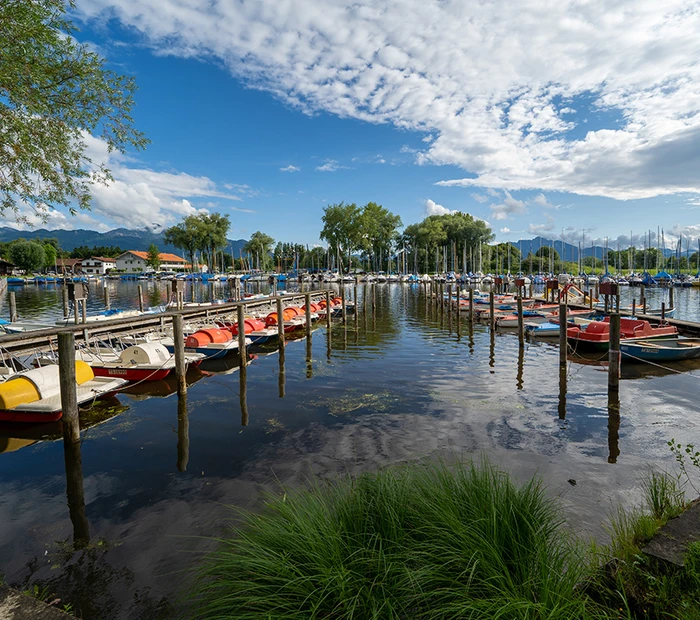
xmin=513 ymin=236 xmax=675 ymax=261
xmin=0 ymin=227 xmax=248 ymax=256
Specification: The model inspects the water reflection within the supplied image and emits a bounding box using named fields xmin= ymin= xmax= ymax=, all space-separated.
xmin=558 ymin=365 xmax=567 ymax=420
xmin=63 ymin=436 xmax=89 ymax=549
xmin=177 ymin=395 xmax=189 ymax=472
xmin=278 ymin=346 xmax=286 ymax=397
xmin=608 ymin=391 xmax=621 ymax=464
xmin=517 ymin=347 xmax=524 ymax=390
xmin=239 ymin=363 xmax=249 ymax=426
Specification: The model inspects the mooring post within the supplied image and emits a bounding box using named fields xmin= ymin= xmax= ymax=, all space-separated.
xmin=277 ymin=297 xmax=286 ymax=347
xmin=177 ymin=394 xmax=189 ymax=471
xmin=372 ymin=282 xmax=377 ymax=322
xmin=615 ymin=293 xmax=620 ymax=313
xmin=363 ymin=284 xmax=368 ymax=327
xmin=325 ymin=290 xmax=332 ymax=329
xmin=661 ymin=302 xmax=666 ymax=322
xmin=589 ymin=293 xmax=594 ymax=310
xmin=447 ymin=284 xmax=452 ymax=327
xmin=517 ymin=294 xmax=524 ymax=348
xmin=468 ymin=288 xmax=474 ymax=333
xmin=63 ymin=286 xmax=69 ymax=318
xmin=239 ymin=363 xmax=249 ymax=426
xmin=138 ymin=285 xmax=144 ymax=312
xmin=632 ymin=300 xmax=636 ymax=317
xmin=669 ymin=285 xmax=674 ymax=310
xmin=559 ymin=302 xmax=567 ymax=365
xmin=236 ymin=304 xmax=248 ymax=368
xmin=305 ymin=292 xmax=312 ymax=339
xmin=558 ymin=364 xmax=567 ymax=420
xmin=341 ymin=285 xmax=347 ymax=324
xmin=172 ymin=314 xmax=187 ymax=397
xmin=81 ymin=299 xmax=87 ymax=324
xmin=608 ymin=312 xmax=621 ymax=391
xmin=103 ymin=284 xmax=110 ymax=310
xmin=278 ymin=345 xmax=286 ymax=398
xmin=9 ymin=291 xmax=17 ymax=322
xmin=58 ymin=332 xmax=80 ymax=443
xmin=74 ymin=297 xmax=80 ymax=325
xmin=642 ymin=296 xmax=647 ymax=315
xmin=353 ymin=284 xmax=359 ymax=331
xmin=489 ymin=288 xmax=495 ymax=332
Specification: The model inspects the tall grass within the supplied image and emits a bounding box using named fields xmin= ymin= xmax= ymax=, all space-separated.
xmin=186 ymin=460 xmax=607 ymax=619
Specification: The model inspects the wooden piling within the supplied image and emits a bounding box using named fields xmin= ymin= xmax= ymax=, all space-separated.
xmin=632 ymin=300 xmax=636 ymax=317
xmin=325 ymin=291 xmax=332 ymax=329
xmin=669 ymin=286 xmax=674 ymax=310
xmin=447 ymin=284 xmax=452 ymax=328
xmin=559 ymin=302 xmax=567 ymax=365
xmin=103 ymin=284 xmax=110 ymax=310
xmin=643 ymin=296 xmax=647 ymax=315
xmin=63 ymin=286 xmax=69 ymax=318
xmin=138 ymin=285 xmax=144 ymax=312
xmin=354 ymin=284 xmax=359 ymax=331
xmin=172 ymin=315 xmax=187 ymax=397
xmin=341 ymin=285 xmax=347 ymax=324
xmin=74 ymin=297 xmax=80 ymax=325
xmin=239 ymin=363 xmax=249 ymax=426
xmin=304 ymin=292 xmax=312 ymax=339
xmin=661 ymin=302 xmax=666 ymax=322
xmin=558 ymin=364 xmax=567 ymax=420
xmin=9 ymin=291 xmax=17 ymax=322
xmin=238 ymin=304 xmax=248 ymax=367
xmin=608 ymin=313 xmax=621 ymax=391
xmin=277 ymin=297 xmax=286 ymax=347
xmin=517 ymin=295 xmax=524 ymax=348
xmin=278 ymin=345 xmax=286 ymax=398
xmin=58 ymin=332 xmax=80 ymax=443
xmin=468 ymin=288 xmax=474 ymax=333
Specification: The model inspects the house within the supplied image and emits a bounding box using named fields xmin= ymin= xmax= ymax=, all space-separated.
xmin=115 ymin=251 xmax=190 ymax=273
xmin=0 ymin=259 xmax=14 ymax=276
xmin=81 ymin=256 xmax=117 ymax=275
xmin=56 ymin=258 xmax=83 ymax=274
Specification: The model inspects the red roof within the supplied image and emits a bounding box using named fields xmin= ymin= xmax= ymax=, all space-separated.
xmin=123 ymin=251 xmax=188 ymax=263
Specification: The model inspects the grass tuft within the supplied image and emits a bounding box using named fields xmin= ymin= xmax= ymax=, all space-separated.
xmin=185 ymin=459 xmax=608 ymax=619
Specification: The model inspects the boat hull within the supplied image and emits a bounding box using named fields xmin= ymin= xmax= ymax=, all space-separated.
xmin=91 ymin=367 xmax=172 ymax=382
xmin=620 ymin=339 xmax=700 ymax=362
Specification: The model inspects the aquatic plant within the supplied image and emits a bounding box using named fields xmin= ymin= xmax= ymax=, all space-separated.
xmin=186 ymin=459 xmax=606 ymax=619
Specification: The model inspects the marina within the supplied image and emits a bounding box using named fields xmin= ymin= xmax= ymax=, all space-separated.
xmin=0 ymin=276 xmax=700 ymax=617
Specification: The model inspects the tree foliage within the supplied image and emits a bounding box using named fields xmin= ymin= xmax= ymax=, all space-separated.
xmin=0 ymin=0 xmax=148 ymax=222
xmin=163 ymin=216 xmax=205 ymax=270
xmin=70 ymin=244 xmax=123 ymax=259
xmin=163 ymin=213 xmax=231 ymax=271
xmin=9 ymin=240 xmax=46 ymax=272
xmin=42 ymin=242 xmax=57 ymax=267
xmin=146 ymin=244 xmax=161 ymax=270
xmin=243 ymin=232 xmax=275 ymax=270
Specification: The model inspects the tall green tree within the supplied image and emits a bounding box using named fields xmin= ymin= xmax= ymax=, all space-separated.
xmin=358 ymin=202 xmax=402 ymax=271
xmin=320 ymin=202 xmax=362 ymax=272
xmin=163 ymin=215 xmax=206 ymax=271
xmin=0 ymin=0 xmax=148 ymax=222
xmin=42 ymin=242 xmax=57 ymax=268
xmin=243 ymin=232 xmax=275 ymax=270
xmin=10 ymin=240 xmax=46 ymax=272
xmin=198 ymin=213 xmax=230 ymax=271
xmin=146 ymin=244 xmax=161 ymax=271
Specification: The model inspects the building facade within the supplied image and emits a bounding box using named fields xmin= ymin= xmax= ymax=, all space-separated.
xmin=115 ymin=251 xmax=189 ymax=272
xmin=81 ymin=257 xmax=117 ymax=275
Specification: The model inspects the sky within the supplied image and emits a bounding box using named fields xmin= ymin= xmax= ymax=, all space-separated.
xmin=4 ymin=0 xmax=700 ymax=250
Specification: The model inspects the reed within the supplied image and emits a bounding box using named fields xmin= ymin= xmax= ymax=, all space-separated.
xmin=185 ymin=459 xmax=606 ymax=619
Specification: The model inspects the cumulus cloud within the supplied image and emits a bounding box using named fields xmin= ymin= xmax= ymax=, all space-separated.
xmin=76 ymin=0 xmax=700 ymax=202
xmin=424 ymin=199 xmax=456 ymax=216
xmin=500 ymin=227 xmax=512 ymax=234
xmin=280 ymin=165 xmax=300 ymax=172
xmin=315 ymin=159 xmax=348 ymax=172
xmin=489 ymin=191 xmax=526 ymax=220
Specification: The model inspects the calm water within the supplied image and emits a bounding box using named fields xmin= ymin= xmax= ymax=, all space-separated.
xmin=0 ymin=282 xmax=699 ymax=618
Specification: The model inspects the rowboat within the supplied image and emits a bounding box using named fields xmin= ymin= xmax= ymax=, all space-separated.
xmin=620 ymin=338 xmax=700 ymax=362
xmin=0 ymin=362 xmax=127 ymax=422
xmin=567 ymin=317 xmax=678 ymax=352
xmin=524 ymin=321 xmax=561 ymax=337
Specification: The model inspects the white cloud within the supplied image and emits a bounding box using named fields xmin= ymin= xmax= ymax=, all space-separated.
xmin=424 ymin=199 xmax=456 ymax=216
xmin=500 ymin=227 xmax=512 ymax=234
xmin=472 ymin=193 xmax=488 ymax=204
xmin=315 ymin=159 xmax=347 ymax=172
xmin=76 ymin=0 xmax=700 ymax=202
xmin=533 ymin=193 xmax=550 ymax=207
xmin=489 ymin=190 xmax=526 ymax=220
xmin=280 ymin=165 xmax=300 ymax=172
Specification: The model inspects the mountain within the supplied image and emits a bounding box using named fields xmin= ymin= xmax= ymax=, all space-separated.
xmin=0 ymin=227 xmax=248 ymax=256
xmin=512 ymin=236 xmax=674 ymax=261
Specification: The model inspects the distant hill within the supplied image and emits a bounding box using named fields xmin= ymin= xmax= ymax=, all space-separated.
xmin=513 ymin=236 xmax=674 ymax=261
xmin=0 ymin=227 xmax=248 ymax=256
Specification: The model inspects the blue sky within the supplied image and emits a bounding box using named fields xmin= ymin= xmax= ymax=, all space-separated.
xmin=5 ymin=0 xmax=700 ymax=250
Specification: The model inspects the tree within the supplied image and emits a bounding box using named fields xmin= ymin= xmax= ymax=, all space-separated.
xmin=358 ymin=202 xmax=402 ymax=272
xmin=163 ymin=215 xmax=206 ymax=271
xmin=43 ymin=242 xmax=57 ymax=268
xmin=10 ymin=240 xmax=46 ymax=272
xmin=146 ymin=244 xmax=161 ymax=271
xmin=198 ymin=213 xmax=230 ymax=271
xmin=243 ymin=232 xmax=275 ymax=270
xmin=535 ymin=246 xmax=559 ymax=260
xmin=0 ymin=0 xmax=148 ymax=222
xmin=320 ymin=203 xmax=362 ymax=272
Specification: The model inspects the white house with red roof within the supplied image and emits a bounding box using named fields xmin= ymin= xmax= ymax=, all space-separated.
xmin=115 ymin=251 xmax=190 ymax=272
xmin=81 ymin=256 xmax=117 ymax=275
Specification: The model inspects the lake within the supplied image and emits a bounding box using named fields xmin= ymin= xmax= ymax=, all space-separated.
xmin=0 ymin=280 xmax=698 ymax=618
